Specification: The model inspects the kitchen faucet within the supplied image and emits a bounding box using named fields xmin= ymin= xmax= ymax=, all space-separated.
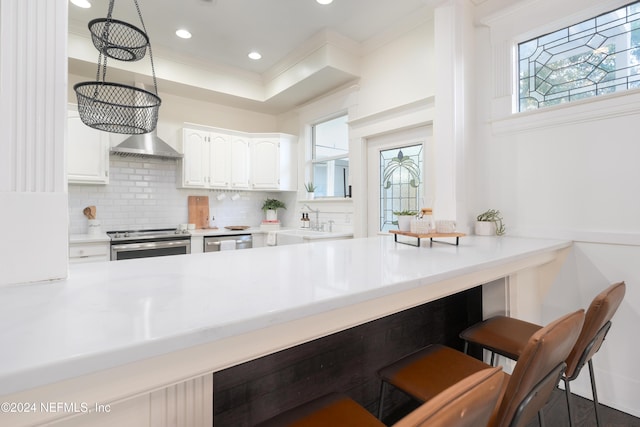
xmin=303 ymin=204 xmax=321 ymax=230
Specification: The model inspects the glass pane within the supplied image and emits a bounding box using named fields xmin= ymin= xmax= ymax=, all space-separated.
xmin=379 ymin=144 xmax=423 ymax=232
xmin=313 ymin=157 xmax=349 ymax=197
xmin=313 ymin=115 xmax=349 ymax=161
xmin=518 ymin=0 xmax=640 ymax=111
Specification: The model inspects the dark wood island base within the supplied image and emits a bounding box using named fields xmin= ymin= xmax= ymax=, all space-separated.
xmin=213 ymin=286 xmax=482 ymax=426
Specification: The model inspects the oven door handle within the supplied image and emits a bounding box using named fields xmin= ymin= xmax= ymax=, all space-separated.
xmin=112 ymin=240 xmax=191 ymax=252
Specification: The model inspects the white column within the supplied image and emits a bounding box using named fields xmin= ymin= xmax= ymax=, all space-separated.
xmin=0 ymin=0 xmax=69 ymax=285
xmin=432 ymin=0 xmax=473 ymax=225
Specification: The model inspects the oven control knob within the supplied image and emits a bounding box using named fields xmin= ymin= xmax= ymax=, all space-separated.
xmin=124 ymin=232 xmax=130 ymax=237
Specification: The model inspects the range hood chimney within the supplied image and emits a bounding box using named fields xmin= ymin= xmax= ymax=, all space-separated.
xmin=111 ymin=131 xmax=182 ymax=159
xmin=110 ymin=81 xmax=181 ymax=159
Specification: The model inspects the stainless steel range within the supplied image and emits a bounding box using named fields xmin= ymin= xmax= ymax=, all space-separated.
xmin=107 ymin=228 xmax=191 ymax=261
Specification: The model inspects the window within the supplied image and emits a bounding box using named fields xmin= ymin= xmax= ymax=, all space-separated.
xmin=519 ymin=1 xmax=640 ymax=111
xmin=311 ymin=114 xmax=349 ymax=198
xmin=379 ymin=144 xmax=423 ymax=232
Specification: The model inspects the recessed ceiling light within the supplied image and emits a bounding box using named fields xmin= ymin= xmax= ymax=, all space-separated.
xmin=70 ymin=0 xmax=91 ymax=8
xmin=316 ymin=0 xmax=333 ymax=4
xmin=175 ymin=29 xmax=192 ymax=39
xmin=248 ymin=51 xmax=262 ymax=60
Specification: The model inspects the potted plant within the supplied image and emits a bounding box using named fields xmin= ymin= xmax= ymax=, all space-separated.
xmin=304 ymin=182 xmax=317 ymax=200
xmin=262 ymin=198 xmax=286 ymax=221
xmin=475 ymin=209 xmax=506 ymax=236
xmin=393 ymin=210 xmax=418 ymax=232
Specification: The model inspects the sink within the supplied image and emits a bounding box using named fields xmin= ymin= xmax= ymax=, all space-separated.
xmin=276 ymin=229 xmax=353 ymax=246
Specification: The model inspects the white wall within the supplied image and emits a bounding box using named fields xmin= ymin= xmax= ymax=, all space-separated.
xmin=475 ymin=0 xmax=640 ymax=416
xmin=356 ymin=19 xmax=434 ymax=119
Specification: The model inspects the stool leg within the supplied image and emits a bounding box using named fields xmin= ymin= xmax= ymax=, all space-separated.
xmin=588 ymin=360 xmax=602 ymax=427
xmin=377 ymin=381 xmax=388 ymax=420
xmin=563 ymin=377 xmax=575 ymax=427
xmin=538 ymin=408 xmax=545 ymax=427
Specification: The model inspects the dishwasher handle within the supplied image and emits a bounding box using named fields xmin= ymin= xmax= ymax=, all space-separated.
xmin=204 ymin=235 xmax=253 ymax=252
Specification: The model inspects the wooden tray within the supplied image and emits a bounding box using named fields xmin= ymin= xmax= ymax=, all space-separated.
xmin=225 ymin=226 xmax=250 ymax=230
xmin=389 ymin=230 xmax=465 ymax=246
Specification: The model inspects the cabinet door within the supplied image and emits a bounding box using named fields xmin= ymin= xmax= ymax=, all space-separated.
xmin=68 ymin=110 xmax=110 ymax=184
xmin=231 ymin=136 xmax=250 ymax=189
xmin=182 ymin=128 xmax=209 ymax=188
xmin=250 ymin=137 xmax=280 ymax=189
xmin=209 ymin=133 xmax=232 ymax=188
xmin=278 ymin=134 xmax=297 ymax=191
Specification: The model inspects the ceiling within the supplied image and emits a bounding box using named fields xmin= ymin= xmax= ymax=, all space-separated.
xmin=68 ymin=0 xmax=437 ymax=113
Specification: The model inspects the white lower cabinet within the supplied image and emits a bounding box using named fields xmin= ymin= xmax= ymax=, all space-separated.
xmin=69 ymin=241 xmax=110 ymax=263
xmin=190 ymin=235 xmax=204 ymax=254
xmin=251 ymin=233 xmax=266 ymax=248
xmin=67 ymin=106 xmax=110 ymax=185
xmin=178 ymin=124 xmax=296 ymax=191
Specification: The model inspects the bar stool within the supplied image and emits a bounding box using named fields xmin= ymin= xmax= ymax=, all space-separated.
xmin=256 ymin=366 xmax=503 ymax=427
xmin=459 ymin=281 xmax=625 ymax=427
xmin=377 ymin=310 xmax=585 ymax=427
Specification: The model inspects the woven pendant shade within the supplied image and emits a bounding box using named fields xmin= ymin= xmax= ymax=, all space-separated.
xmin=74 ymin=0 xmax=161 ymax=134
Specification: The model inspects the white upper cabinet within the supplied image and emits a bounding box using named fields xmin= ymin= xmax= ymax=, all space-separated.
xmin=67 ymin=107 xmax=110 ymax=184
xmin=208 ymin=132 xmax=232 ymax=187
xmin=230 ymin=135 xmax=250 ymax=189
xmin=181 ymin=128 xmax=209 ymax=187
xmin=178 ymin=124 xmax=297 ymax=191
xmin=250 ymin=137 xmax=279 ymax=190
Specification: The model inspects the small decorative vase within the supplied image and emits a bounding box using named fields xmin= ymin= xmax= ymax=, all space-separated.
xmin=266 ymin=209 xmax=278 ymax=221
xmin=475 ymin=221 xmax=496 ymax=236
xmin=397 ymin=215 xmax=413 ymax=232
xmin=307 ymin=192 xmax=315 ymax=200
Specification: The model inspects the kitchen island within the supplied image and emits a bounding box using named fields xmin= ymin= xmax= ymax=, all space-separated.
xmin=0 ymin=235 xmax=571 ymax=426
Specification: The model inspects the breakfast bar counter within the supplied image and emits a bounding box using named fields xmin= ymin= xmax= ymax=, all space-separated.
xmin=0 ymin=235 xmax=571 ymax=426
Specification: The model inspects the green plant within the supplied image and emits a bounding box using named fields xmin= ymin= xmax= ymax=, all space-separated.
xmin=476 ymin=209 xmax=506 ymax=235
xmin=261 ymin=198 xmax=286 ymax=211
xmin=393 ymin=210 xmax=418 ymax=216
xmin=304 ymin=182 xmax=317 ymax=192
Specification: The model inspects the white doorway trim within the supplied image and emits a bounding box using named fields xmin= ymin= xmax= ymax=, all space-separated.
xmin=366 ymin=126 xmax=434 ymax=237
xmin=348 ymin=97 xmax=435 ymax=237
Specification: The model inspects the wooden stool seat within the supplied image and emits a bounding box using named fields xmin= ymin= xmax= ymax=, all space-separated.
xmin=256 ymin=393 xmax=383 ymax=427
xmin=461 ymin=315 xmax=541 ymax=362
xmin=378 ymin=344 xmax=494 ymax=402
xmin=257 ymin=367 xmax=504 ymax=427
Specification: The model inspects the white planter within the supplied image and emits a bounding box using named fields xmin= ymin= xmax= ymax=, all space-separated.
xmin=397 ymin=215 xmax=414 ymax=232
xmin=307 ymin=192 xmax=315 ymax=200
xmin=265 ymin=209 xmax=278 ymax=221
xmin=475 ymin=221 xmax=496 ymax=236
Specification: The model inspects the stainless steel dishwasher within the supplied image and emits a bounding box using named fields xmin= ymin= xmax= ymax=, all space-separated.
xmin=203 ymin=234 xmax=253 ymax=252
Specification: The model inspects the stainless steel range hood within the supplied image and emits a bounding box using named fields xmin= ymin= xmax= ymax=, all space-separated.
xmin=111 ymin=131 xmax=182 ymax=159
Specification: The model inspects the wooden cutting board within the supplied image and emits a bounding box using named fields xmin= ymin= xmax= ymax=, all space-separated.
xmin=188 ymin=196 xmax=210 ymax=229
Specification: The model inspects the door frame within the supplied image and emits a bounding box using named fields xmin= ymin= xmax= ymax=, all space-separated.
xmin=366 ymin=125 xmax=434 ymax=237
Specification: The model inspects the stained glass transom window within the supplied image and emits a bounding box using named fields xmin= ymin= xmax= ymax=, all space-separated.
xmin=519 ymin=1 xmax=640 ymax=111
xmin=379 ymin=144 xmax=423 ymax=232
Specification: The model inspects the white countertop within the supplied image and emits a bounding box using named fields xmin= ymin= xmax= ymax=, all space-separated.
xmin=0 ymin=235 xmax=570 ymax=397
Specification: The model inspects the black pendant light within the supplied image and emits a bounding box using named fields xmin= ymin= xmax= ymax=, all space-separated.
xmin=74 ymin=0 xmax=161 ymax=134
